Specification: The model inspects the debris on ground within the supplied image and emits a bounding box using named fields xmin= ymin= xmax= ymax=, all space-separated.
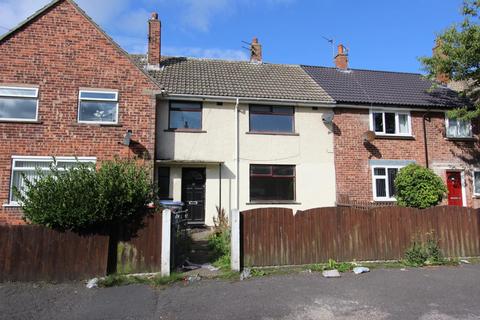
xmin=86 ymin=278 xmax=98 ymax=289
xmin=240 ymin=268 xmax=251 ymax=280
xmin=400 ymin=268 xmax=407 ymax=271
xmin=460 ymin=259 xmax=470 ymax=264
xmin=183 ymin=274 xmax=201 ymax=285
xmin=322 ymin=269 xmax=341 ymax=278
xmin=182 ymin=259 xmax=220 ymax=272
xmin=302 ymin=269 xmax=312 ymax=273
xmin=353 ymin=267 xmax=370 ymax=274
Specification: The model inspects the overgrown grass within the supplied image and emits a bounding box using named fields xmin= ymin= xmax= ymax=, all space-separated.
xmin=98 ymin=272 xmax=184 ymax=288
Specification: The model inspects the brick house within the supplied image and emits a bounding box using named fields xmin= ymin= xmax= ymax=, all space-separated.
xmin=304 ymin=46 xmax=479 ymax=208
xmin=0 ymin=0 xmax=159 ymax=224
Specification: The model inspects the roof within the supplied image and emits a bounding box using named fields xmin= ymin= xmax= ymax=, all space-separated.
xmin=130 ymin=55 xmax=334 ymax=103
xmin=302 ymin=65 xmax=467 ymax=108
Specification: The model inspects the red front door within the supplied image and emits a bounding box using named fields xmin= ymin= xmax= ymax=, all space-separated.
xmin=447 ymin=171 xmax=463 ymax=207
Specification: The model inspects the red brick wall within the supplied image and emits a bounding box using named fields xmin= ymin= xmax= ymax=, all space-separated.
xmin=333 ymin=107 xmax=480 ymax=208
xmin=0 ymin=1 xmax=158 ymax=224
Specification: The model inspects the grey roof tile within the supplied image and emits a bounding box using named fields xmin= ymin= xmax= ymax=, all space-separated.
xmin=130 ymin=55 xmax=334 ymax=103
xmin=302 ymin=65 xmax=467 ymax=108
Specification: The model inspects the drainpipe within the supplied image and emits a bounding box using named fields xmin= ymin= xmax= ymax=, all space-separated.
xmin=234 ymin=98 xmax=240 ymax=210
xmin=423 ymin=111 xmax=430 ymax=168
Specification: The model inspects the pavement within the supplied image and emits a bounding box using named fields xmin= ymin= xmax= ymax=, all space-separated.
xmin=2 ymin=264 xmax=480 ymax=320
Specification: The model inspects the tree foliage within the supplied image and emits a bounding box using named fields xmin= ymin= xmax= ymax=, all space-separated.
xmin=15 ymin=159 xmax=154 ymax=231
xmin=394 ymin=164 xmax=447 ymax=209
xmin=420 ymin=0 xmax=480 ymax=120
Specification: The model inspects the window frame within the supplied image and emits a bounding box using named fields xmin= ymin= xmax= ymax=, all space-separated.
xmin=445 ymin=115 xmax=472 ymax=139
xmin=473 ymin=170 xmax=480 ymax=197
xmin=8 ymin=156 xmax=96 ymax=206
xmin=168 ymin=100 xmax=203 ymax=131
xmin=249 ymin=164 xmax=296 ymax=202
xmin=77 ymin=89 xmax=119 ymax=125
xmin=371 ymin=164 xmax=405 ymax=202
xmin=369 ymin=109 xmax=412 ymax=136
xmin=249 ymin=105 xmax=295 ymax=134
xmin=0 ymin=85 xmax=39 ymax=122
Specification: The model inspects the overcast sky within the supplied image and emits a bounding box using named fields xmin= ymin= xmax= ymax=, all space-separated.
xmin=0 ymin=0 xmax=464 ymax=73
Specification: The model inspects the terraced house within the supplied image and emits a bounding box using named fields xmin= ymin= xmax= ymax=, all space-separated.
xmin=0 ymin=0 xmax=475 ymax=226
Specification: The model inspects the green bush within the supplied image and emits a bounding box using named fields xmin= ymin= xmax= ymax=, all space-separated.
xmin=15 ymin=159 xmax=154 ymax=231
xmin=208 ymin=229 xmax=231 ymax=270
xmin=394 ymin=164 xmax=447 ymax=209
xmin=404 ymin=232 xmax=445 ymax=267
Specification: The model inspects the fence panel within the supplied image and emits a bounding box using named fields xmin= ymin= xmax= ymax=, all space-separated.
xmin=0 ymin=226 xmax=109 ymax=282
xmin=240 ymin=206 xmax=480 ymax=267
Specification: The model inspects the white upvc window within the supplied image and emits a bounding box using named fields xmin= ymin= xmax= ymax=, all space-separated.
xmin=9 ymin=156 xmax=96 ymax=205
xmin=371 ymin=165 xmax=405 ymax=201
xmin=473 ymin=170 xmax=480 ymax=197
xmin=0 ymin=86 xmax=39 ymax=121
xmin=445 ymin=116 xmax=472 ymax=138
xmin=78 ymin=90 xmax=119 ymax=124
xmin=370 ymin=110 xmax=411 ymax=136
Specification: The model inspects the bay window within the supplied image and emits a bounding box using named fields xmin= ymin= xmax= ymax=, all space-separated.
xmin=370 ymin=110 xmax=411 ymax=136
xmin=0 ymin=86 xmax=39 ymax=121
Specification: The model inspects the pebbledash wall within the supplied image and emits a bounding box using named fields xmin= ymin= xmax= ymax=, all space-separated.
xmin=333 ymin=107 xmax=480 ymax=207
xmin=0 ymin=0 xmax=158 ymax=224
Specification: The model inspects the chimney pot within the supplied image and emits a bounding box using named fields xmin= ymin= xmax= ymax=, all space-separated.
xmin=250 ymin=37 xmax=262 ymax=63
xmin=148 ymin=12 xmax=161 ymax=66
xmin=335 ymin=44 xmax=348 ymax=70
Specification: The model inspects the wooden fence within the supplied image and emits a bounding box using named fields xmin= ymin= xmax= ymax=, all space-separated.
xmin=241 ymin=206 xmax=480 ymax=267
xmin=0 ymin=226 xmax=109 ymax=282
xmin=0 ymin=212 xmax=164 ymax=282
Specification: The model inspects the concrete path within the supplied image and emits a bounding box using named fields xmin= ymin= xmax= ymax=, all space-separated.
xmin=2 ymin=264 xmax=480 ymax=320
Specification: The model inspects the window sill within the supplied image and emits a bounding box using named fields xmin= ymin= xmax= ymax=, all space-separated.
xmin=73 ymin=123 xmax=123 ymax=127
xmin=164 ymin=129 xmax=207 ymax=133
xmin=445 ymin=137 xmax=475 ymax=142
xmin=374 ymin=135 xmax=415 ymax=140
xmin=246 ymin=131 xmax=299 ymax=136
xmin=246 ymin=201 xmax=302 ymax=205
xmin=2 ymin=203 xmax=21 ymax=208
xmin=373 ymin=199 xmax=397 ymax=203
xmin=0 ymin=120 xmax=43 ymax=124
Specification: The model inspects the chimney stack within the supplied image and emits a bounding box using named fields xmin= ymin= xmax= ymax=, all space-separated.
xmin=250 ymin=37 xmax=262 ymax=63
xmin=433 ymin=39 xmax=450 ymax=84
xmin=334 ymin=44 xmax=348 ymax=70
xmin=148 ymin=12 xmax=161 ymax=66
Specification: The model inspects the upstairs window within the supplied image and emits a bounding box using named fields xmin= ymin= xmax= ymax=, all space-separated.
xmin=370 ymin=110 xmax=411 ymax=136
xmin=446 ymin=117 xmax=472 ymax=138
xmin=372 ymin=166 xmax=403 ymax=201
xmin=473 ymin=171 xmax=480 ymax=196
xmin=0 ymin=86 xmax=38 ymax=121
xmin=249 ymin=105 xmax=294 ymax=133
xmin=78 ymin=90 xmax=118 ymax=124
xmin=169 ymin=101 xmax=202 ymax=130
xmin=250 ymin=164 xmax=295 ymax=202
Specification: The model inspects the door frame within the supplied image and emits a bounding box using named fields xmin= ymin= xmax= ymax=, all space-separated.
xmin=181 ymin=167 xmax=206 ymax=225
xmin=446 ymin=170 xmax=467 ymax=207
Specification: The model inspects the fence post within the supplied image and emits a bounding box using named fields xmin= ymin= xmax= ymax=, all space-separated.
xmin=231 ymin=209 xmax=240 ymax=272
xmin=161 ymin=209 xmax=171 ymax=277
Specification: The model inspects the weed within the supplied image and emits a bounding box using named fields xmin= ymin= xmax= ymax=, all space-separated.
xmin=404 ymin=231 xmax=446 ymax=267
xmin=98 ymin=272 xmax=184 ymax=288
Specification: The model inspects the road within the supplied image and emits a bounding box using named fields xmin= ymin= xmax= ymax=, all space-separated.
xmin=1 ymin=264 xmax=480 ymax=320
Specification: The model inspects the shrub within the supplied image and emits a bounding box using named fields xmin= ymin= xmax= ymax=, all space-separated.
xmin=16 ymin=159 xmax=154 ymax=231
xmin=394 ymin=164 xmax=447 ymax=209
xmin=208 ymin=207 xmax=231 ymax=270
xmin=404 ymin=232 xmax=445 ymax=267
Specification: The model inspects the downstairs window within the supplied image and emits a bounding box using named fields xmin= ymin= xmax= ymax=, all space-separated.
xmin=250 ymin=164 xmax=295 ymax=202
xmin=372 ymin=166 xmax=404 ymax=201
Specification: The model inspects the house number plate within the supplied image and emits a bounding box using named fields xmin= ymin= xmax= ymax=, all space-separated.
xmin=188 ymin=201 xmax=198 ymax=205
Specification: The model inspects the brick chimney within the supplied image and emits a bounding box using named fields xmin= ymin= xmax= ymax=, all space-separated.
xmin=433 ymin=39 xmax=450 ymax=84
xmin=250 ymin=37 xmax=262 ymax=63
xmin=148 ymin=12 xmax=161 ymax=66
xmin=334 ymin=44 xmax=348 ymax=70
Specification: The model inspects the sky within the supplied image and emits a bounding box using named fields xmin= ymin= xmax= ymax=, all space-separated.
xmin=0 ymin=0 xmax=465 ymax=73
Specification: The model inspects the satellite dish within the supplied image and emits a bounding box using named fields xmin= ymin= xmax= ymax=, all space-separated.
xmin=362 ymin=130 xmax=376 ymax=142
xmin=322 ymin=112 xmax=334 ymax=124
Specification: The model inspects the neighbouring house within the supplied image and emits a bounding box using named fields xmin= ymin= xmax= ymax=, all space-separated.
xmin=304 ymin=46 xmax=478 ymax=208
xmin=133 ymin=28 xmax=337 ymax=226
xmin=0 ymin=0 xmax=159 ymax=224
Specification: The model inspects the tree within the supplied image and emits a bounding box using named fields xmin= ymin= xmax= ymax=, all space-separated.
xmin=15 ymin=159 xmax=155 ymax=231
xmin=394 ymin=164 xmax=447 ymax=209
xmin=420 ymin=0 xmax=480 ymax=120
